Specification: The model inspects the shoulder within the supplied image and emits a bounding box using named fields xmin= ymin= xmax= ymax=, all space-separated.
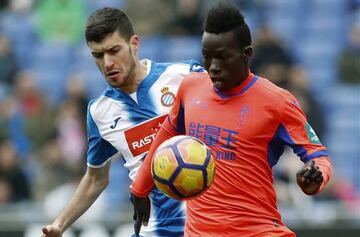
xmin=180 ymin=71 xmax=209 ymax=88
xmin=87 ymin=87 xmax=118 ymax=117
xmin=152 ymin=59 xmax=203 ymax=74
xmin=254 ymin=77 xmax=303 ymax=116
xmin=255 ymin=77 xmax=295 ymax=102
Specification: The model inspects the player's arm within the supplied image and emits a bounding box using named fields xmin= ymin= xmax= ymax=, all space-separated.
xmin=41 ymin=162 xmax=110 ymax=237
xmin=131 ymin=121 xmax=177 ymax=235
xmin=280 ymin=92 xmax=333 ymax=195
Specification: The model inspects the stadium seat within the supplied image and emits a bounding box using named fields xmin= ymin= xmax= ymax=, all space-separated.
xmin=78 ymin=224 xmax=110 ymax=237
xmin=29 ymin=42 xmax=72 ymax=72
xmin=77 ymin=68 xmax=107 ymax=99
xmin=0 ymin=11 xmax=38 ymax=68
xmin=71 ymin=42 xmax=98 ymax=72
xmin=162 ymin=36 xmax=202 ymax=62
xmin=86 ymin=0 xmax=127 ymax=14
xmin=324 ymin=84 xmax=360 ymax=191
xmin=32 ymin=68 xmax=68 ymax=104
xmin=138 ymin=36 xmax=166 ymax=62
xmin=113 ymin=224 xmax=134 ymax=237
xmin=24 ymin=224 xmax=75 ymax=237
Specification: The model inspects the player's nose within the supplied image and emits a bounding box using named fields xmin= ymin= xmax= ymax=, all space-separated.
xmin=209 ymin=62 xmax=221 ymax=75
xmin=104 ymin=54 xmax=115 ymax=69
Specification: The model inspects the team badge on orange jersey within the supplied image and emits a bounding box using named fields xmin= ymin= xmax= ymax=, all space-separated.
xmin=160 ymin=87 xmax=176 ymax=107
xmin=238 ymin=105 xmax=250 ymax=127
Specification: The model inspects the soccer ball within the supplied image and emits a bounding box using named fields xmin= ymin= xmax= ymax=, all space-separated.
xmin=151 ymin=135 xmax=215 ymax=200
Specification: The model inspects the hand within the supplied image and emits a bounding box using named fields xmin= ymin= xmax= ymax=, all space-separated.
xmin=296 ymin=160 xmax=324 ymax=195
xmin=41 ymin=225 xmax=62 ymax=237
xmin=131 ymin=193 xmax=150 ymax=236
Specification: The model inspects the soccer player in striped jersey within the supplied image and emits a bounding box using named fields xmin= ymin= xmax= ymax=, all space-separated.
xmin=131 ymin=3 xmax=333 ymax=237
xmin=41 ymin=8 xmax=202 ymax=237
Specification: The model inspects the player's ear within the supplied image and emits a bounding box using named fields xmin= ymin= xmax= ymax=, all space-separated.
xmin=243 ymin=46 xmax=253 ymax=65
xmin=243 ymin=46 xmax=253 ymax=57
xmin=130 ymin=35 xmax=140 ymax=54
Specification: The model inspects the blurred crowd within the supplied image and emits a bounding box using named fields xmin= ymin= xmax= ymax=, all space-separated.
xmin=0 ymin=0 xmax=359 ymax=226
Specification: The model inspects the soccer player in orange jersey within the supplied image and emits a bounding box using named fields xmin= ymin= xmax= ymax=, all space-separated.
xmin=131 ymin=3 xmax=332 ymax=237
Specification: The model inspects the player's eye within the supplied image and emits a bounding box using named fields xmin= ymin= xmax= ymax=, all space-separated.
xmin=92 ymin=53 xmax=103 ymax=59
xmin=109 ymin=46 xmax=121 ymax=55
xmin=202 ymin=54 xmax=210 ymax=60
xmin=219 ymin=55 xmax=229 ymax=59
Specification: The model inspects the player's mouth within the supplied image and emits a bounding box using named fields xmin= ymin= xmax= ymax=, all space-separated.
xmin=106 ymin=70 xmax=121 ymax=80
xmin=210 ymin=76 xmax=225 ymax=88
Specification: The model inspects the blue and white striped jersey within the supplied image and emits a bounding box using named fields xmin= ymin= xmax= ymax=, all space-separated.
xmin=86 ymin=59 xmax=203 ymax=237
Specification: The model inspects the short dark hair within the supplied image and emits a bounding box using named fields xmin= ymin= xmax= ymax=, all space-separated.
xmin=85 ymin=7 xmax=134 ymax=43
xmin=203 ymin=2 xmax=252 ymax=48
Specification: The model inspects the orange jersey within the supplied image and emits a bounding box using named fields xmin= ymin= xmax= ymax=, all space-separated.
xmin=132 ymin=71 xmax=332 ymax=237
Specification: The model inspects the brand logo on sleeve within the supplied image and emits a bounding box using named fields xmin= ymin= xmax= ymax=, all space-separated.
xmin=110 ymin=116 xmax=122 ymax=129
xmin=160 ymin=87 xmax=176 ymax=107
xmin=124 ymin=115 xmax=167 ymax=157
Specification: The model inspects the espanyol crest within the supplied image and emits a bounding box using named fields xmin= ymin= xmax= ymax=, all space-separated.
xmin=160 ymin=87 xmax=176 ymax=107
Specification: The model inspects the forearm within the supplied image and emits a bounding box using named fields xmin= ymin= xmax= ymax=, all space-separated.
xmin=52 ymin=166 xmax=109 ymax=233
xmin=131 ymin=123 xmax=176 ymax=197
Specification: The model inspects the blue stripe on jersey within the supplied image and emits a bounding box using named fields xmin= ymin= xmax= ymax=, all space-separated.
xmin=214 ymin=76 xmax=259 ymax=99
xmin=268 ymin=124 xmax=328 ymax=167
xmin=300 ymin=150 xmax=329 ymax=163
xmin=137 ymin=61 xmax=169 ymax=109
xmin=268 ymin=124 xmax=307 ymax=166
xmin=87 ymin=100 xmax=118 ymax=166
xmin=150 ymin=188 xmax=185 ymax=236
xmin=267 ymin=125 xmax=286 ymax=167
xmin=176 ymin=102 xmax=185 ymax=134
xmin=186 ymin=59 xmax=204 ymax=72
xmin=103 ymin=86 xmax=137 ymax=105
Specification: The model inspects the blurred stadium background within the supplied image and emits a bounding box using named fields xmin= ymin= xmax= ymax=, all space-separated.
xmin=0 ymin=0 xmax=359 ymax=236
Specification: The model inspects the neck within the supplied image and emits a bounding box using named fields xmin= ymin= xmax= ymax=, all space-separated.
xmin=120 ymin=60 xmax=148 ymax=94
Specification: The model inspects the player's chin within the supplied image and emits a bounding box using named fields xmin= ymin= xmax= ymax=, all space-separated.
xmin=212 ymin=82 xmax=230 ymax=92
xmin=211 ymin=81 xmax=223 ymax=90
xmin=107 ymin=78 xmax=125 ymax=88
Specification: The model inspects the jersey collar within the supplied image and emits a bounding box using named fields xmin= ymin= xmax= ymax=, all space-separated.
xmin=213 ymin=71 xmax=258 ymax=99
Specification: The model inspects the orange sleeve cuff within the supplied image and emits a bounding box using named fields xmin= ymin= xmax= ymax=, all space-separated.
xmin=313 ymin=156 xmax=333 ymax=193
xmin=131 ymin=119 xmax=177 ymax=197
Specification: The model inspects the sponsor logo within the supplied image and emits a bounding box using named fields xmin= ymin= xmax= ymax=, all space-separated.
xmin=215 ymin=151 xmax=236 ymax=161
xmin=124 ymin=115 xmax=167 ymax=157
xmin=306 ymin=122 xmax=321 ymax=144
xmin=160 ymin=87 xmax=176 ymax=107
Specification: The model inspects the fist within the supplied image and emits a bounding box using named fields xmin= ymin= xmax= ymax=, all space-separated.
xmin=41 ymin=225 xmax=62 ymax=237
xmin=296 ymin=160 xmax=323 ymax=195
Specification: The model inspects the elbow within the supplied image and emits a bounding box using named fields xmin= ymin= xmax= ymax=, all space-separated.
xmin=95 ymin=175 xmax=109 ymax=191
xmin=100 ymin=177 xmax=109 ymax=190
xmin=85 ymin=167 xmax=110 ymax=191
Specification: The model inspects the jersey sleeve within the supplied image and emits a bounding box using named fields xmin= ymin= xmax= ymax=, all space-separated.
xmin=277 ymin=92 xmax=332 ymax=192
xmin=86 ymin=100 xmax=118 ymax=168
xmin=313 ymin=156 xmax=332 ymax=192
xmin=187 ymin=59 xmax=205 ymax=73
xmin=279 ymin=93 xmax=328 ymax=161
